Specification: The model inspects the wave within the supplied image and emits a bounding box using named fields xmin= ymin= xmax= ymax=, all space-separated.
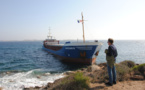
xmin=0 ymin=69 xmax=64 ymax=90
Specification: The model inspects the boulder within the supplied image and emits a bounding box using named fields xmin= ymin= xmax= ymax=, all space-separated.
xmin=36 ymin=75 xmax=41 ymax=79
xmin=87 ymin=65 xmax=101 ymax=72
xmin=65 ymin=71 xmax=75 ymax=75
xmin=130 ymin=75 xmax=144 ymax=80
xmin=35 ymin=86 xmax=41 ymax=89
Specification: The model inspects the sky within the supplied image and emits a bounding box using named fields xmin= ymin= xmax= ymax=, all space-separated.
xmin=0 ymin=0 xmax=145 ymax=41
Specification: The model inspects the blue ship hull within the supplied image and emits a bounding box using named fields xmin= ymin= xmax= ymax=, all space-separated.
xmin=43 ymin=42 xmax=102 ymax=64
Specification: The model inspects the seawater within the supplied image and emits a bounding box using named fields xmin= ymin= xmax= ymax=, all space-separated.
xmin=97 ymin=40 xmax=145 ymax=64
xmin=0 ymin=40 xmax=145 ymax=89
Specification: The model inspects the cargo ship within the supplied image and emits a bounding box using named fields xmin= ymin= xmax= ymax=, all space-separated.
xmin=42 ymin=13 xmax=102 ymax=64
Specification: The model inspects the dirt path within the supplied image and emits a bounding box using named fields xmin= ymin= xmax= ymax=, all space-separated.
xmin=90 ymin=81 xmax=145 ymax=90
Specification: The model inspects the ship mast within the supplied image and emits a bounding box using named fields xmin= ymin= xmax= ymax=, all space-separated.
xmin=47 ymin=27 xmax=52 ymax=39
xmin=81 ymin=12 xmax=85 ymax=43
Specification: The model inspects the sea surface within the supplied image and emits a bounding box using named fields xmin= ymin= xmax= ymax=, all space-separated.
xmin=0 ymin=40 xmax=145 ymax=89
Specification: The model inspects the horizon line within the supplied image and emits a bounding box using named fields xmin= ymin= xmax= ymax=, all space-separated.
xmin=0 ymin=39 xmax=145 ymax=42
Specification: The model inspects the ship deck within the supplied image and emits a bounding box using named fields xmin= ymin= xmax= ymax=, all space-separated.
xmin=46 ymin=44 xmax=64 ymax=46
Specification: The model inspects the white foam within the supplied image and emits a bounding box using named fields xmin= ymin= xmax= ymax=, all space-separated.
xmin=0 ymin=69 xmax=64 ymax=90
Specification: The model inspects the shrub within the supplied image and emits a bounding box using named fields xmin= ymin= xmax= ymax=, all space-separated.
xmin=120 ymin=60 xmax=135 ymax=68
xmin=132 ymin=63 xmax=145 ymax=71
xmin=74 ymin=72 xmax=90 ymax=89
xmin=132 ymin=63 xmax=145 ymax=78
xmin=92 ymin=63 xmax=131 ymax=83
xmin=115 ymin=64 xmax=131 ymax=81
xmin=53 ymin=72 xmax=90 ymax=90
xmin=91 ymin=66 xmax=108 ymax=83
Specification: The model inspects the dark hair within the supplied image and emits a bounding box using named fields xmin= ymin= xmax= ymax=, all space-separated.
xmin=108 ymin=38 xmax=114 ymax=44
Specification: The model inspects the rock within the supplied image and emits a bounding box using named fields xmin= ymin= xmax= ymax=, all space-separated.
xmin=139 ymin=66 xmax=145 ymax=74
xmin=35 ymin=86 xmax=41 ymax=89
xmin=130 ymin=75 xmax=144 ymax=80
xmin=144 ymin=71 xmax=145 ymax=76
xmin=88 ymin=73 xmax=94 ymax=78
xmin=65 ymin=71 xmax=75 ymax=75
xmin=87 ymin=65 xmax=101 ymax=72
xmin=23 ymin=87 xmax=33 ymax=90
xmin=37 ymin=75 xmax=41 ymax=79
xmin=92 ymin=65 xmax=101 ymax=71
xmin=6 ymin=72 xmax=10 ymax=74
xmin=133 ymin=70 xmax=141 ymax=75
xmin=43 ymin=73 xmax=50 ymax=76
xmin=0 ymin=87 xmax=2 ymax=90
xmin=76 ymin=70 xmax=82 ymax=72
xmin=81 ymin=68 xmax=85 ymax=71
xmin=23 ymin=88 xmax=29 ymax=90
xmin=43 ymin=82 xmax=55 ymax=89
xmin=46 ymin=83 xmax=52 ymax=87
xmin=9 ymin=80 xmax=13 ymax=82
xmin=87 ymin=66 xmax=92 ymax=72
xmin=98 ymin=63 xmax=107 ymax=67
xmin=136 ymin=64 xmax=140 ymax=65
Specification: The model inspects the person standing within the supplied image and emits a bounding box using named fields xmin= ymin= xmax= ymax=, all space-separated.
xmin=105 ymin=38 xmax=118 ymax=86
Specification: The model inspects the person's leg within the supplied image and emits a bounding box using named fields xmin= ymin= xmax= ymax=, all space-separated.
xmin=107 ymin=65 xmax=113 ymax=84
xmin=112 ymin=65 xmax=116 ymax=83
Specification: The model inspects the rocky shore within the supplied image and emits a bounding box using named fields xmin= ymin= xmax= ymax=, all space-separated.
xmin=22 ymin=61 xmax=145 ymax=90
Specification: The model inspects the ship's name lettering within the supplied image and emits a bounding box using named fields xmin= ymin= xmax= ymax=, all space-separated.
xmin=76 ymin=47 xmax=92 ymax=50
xmin=65 ymin=47 xmax=75 ymax=50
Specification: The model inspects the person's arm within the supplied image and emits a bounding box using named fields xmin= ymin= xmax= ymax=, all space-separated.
xmin=107 ymin=46 xmax=113 ymax=56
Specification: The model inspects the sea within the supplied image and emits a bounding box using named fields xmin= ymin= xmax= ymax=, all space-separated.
xmin=0 ymin=40 xmax=145 ymax=90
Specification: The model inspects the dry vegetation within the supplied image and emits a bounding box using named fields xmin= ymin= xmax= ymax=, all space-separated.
xmin=24 ymin=60 xmax=145 ymax=90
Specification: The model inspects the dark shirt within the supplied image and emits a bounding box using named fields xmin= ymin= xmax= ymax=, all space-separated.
xmin=107 ymin=44 xmax=118 ymax=58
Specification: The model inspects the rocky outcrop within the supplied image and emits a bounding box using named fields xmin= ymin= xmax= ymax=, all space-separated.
xmin=24 ymin=61 xmax=145 ymax=90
